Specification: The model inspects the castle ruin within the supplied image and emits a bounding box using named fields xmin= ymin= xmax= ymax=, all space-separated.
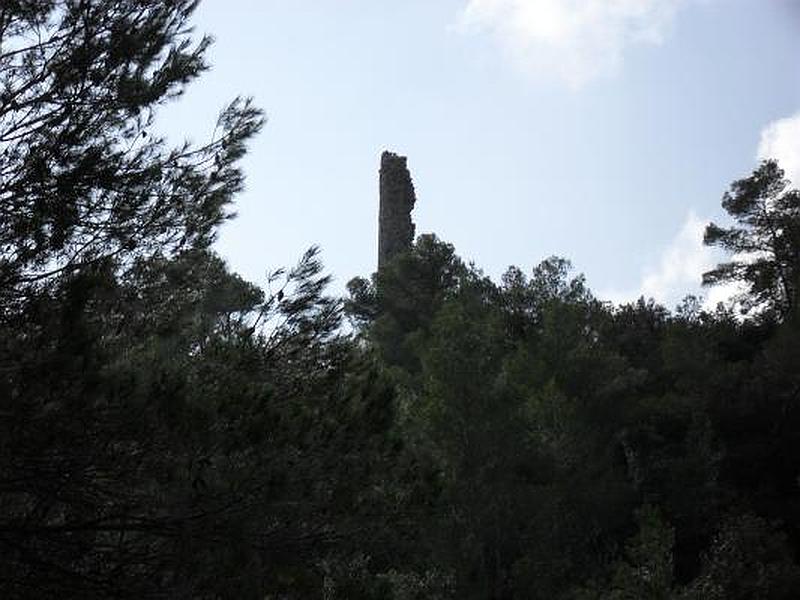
xmin=378 ymin=151 xmax=416 ymax=269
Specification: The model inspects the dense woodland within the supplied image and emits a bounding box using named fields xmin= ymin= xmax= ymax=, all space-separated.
xmin=2 ymin=2 xmax=800 ymax=598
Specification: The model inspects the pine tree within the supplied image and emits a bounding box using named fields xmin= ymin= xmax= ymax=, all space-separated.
xmin=703 ymin=160 xmax=800 ymax=319
xmin=0 ymin=0 xmax=262 ymax=299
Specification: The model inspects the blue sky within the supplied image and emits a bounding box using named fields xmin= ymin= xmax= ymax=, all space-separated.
xmin=159 ymin=0 xmax=800 ymax=308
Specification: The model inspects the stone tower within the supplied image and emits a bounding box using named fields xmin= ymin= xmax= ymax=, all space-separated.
xmin=378 ymin=151 xmax=416 ymax=269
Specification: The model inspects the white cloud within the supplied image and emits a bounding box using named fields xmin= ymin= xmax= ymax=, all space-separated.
xmin=456 ymin=0 xmax=687 ymax=87
xmin=601 ymin=211 xmax=741 ymax=309
xmin=758 ymin=111 xmax=800 ymax=186
xmin=638 ymin=211 xmax=712 ymax=301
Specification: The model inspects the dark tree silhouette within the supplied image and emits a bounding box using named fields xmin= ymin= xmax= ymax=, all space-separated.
xmin=0 ymin=0 xmax=262 ymax=299
xmin=703 ymin=160 xmax=800 ymax=319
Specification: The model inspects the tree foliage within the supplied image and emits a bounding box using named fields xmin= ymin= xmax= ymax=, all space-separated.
xmin=341 ymin=159 xmax=800 ymax=598
xmin=2 ymin=2 xmax=800 ymax=597
xmin=0 ymin=0 xmax=261 ymax=298
xmin=0 ymin=3 xmax=401 ymax=598
xmin=703 ymin=160 xmax=800 ymax=319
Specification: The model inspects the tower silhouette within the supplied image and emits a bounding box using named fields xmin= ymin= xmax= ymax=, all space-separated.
xmin=378 ymin=151 xmax=416 ymax=269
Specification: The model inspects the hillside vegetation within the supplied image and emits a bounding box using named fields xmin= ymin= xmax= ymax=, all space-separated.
xmin=1 ymin=2 xmax=799 ymax=598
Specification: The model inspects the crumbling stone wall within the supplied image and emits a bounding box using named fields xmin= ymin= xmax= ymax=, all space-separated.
xmin=378 ymin=151 xmax=416 ymax=269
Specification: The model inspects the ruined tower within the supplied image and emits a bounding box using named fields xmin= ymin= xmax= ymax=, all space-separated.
xmin=378 ymin=151 xmax=416 ymax=269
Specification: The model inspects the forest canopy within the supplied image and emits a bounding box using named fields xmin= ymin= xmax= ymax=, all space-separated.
xmin=1 ymin=2 xmax=800 ymax=599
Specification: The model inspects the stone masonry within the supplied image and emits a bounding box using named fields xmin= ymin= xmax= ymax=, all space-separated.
xmin=378 ymin=151 xmax=416 ymax=269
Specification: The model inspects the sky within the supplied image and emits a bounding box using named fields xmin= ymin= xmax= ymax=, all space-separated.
xmin=158 ymin=0 xmax=800 ymax=309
